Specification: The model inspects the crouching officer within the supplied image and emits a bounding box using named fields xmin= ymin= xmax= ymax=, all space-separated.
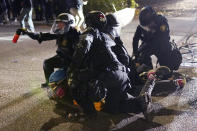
xmin=105 ymin=13 xmax=141 ymax=85
xmin=105 ymin=13 xmax=130 ymax=68
xmin=133 ymin=6 xmax=180 ymax=73
xmin=67 ymin=11 xmax=153 ymax=120
xmin=20 ymin=13 xmax=80 ymax=88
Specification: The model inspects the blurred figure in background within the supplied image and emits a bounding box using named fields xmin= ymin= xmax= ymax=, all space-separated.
xmin=67 ymin=0 xmax=87 ymax=31
xmin=0 ymin=0 xmax=9 ymax=25
xmin=33 ymin=0 xmax=44 ymax=21
xmin=12 ymin=0 xmax=22 ymax=22
xmin=44 ymin=0 xmax=54 ymax=23
xmin=5 ymin=0 xmax=11 ymax=21
xmin=53 ymin=0 xmax=68 ymax=16
xmin=18 ymin=0 xmax=35 ymax=32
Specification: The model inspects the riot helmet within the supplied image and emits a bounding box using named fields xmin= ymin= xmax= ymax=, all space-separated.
xmin=105 ymin=13 xmax=121 ymax=38
xmin=50 ymin=13 xmax=75 ymax=34
xmin=139 ymin=6 xmax=156 ymax=27
xmin=85 ymin=11 xmax=107 ymax=30
xmin=106 ymin=13 xmax=119 ymax=27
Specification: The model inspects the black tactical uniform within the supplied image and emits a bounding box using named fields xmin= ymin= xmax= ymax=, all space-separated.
xmin=44 ymin=0 xmax=54 ymax=23
xmin=68 ymin=11 xmax=152 ymax=116
xmin=133 ymin=6 xmax=172 ymax=71
xmin=22 ymin=13 xmax=80 ymax=87
xmin=105 ymin=13 xmax=130 ymax=67
xmin=41 ymin=27 xmax=79 ymax=84
xmin=105 ymin=13 xmax=140 ymax=85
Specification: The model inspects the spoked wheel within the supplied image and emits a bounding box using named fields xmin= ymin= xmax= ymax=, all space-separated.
xmin=180 ymin=33 xmax=197 ymax=66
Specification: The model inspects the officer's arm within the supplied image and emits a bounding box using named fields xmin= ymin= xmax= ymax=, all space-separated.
xmin=24 ymin=31 xmax=60 ymax=43
xmin=71 ymin=33 xmax=93 ymax=68
xmin=39 ymin=33 xmax=61 ymax=41
xmin=132 ymin=26 xmax=142 ymax=57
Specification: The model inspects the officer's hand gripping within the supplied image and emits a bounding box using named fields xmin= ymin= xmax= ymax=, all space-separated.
xmin=18 ymin=28 xmax=42 ymax=44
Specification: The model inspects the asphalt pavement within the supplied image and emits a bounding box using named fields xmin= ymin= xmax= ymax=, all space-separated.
xmin=0 ymin=3 xmax=197 ymax=131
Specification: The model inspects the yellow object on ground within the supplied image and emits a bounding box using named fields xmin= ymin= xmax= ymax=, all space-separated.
xmin=73 ymin=99 xmax=104 ymax=111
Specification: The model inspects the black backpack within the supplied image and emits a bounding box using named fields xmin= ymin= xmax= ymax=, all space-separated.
xmin=169 ymin=40 xmax=182 ymax=70
xmin=112 ymin=37 xmax=130 ymax=67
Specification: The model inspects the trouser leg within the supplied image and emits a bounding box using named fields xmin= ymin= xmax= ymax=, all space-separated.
xmin=69 ymin=7 xmax=84 ymax=30
xmin=120 ymin=97 xmax=143 ymax=113
xmin=70 ymin=82 xmax=97 ymax=115
xmin=43 ymin=55 xmax=64 ymax=83
xmin=18 ymin=8 xmax=28 ymax=29
xmin=76 ymin=8 xmax=84 ymax=29
xmin=101 ymin=70 xmax=130 ymax=114
xmin=27 ymin=8 xmax=35 ymax=32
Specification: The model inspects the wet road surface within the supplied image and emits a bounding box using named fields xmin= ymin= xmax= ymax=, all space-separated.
xmin=0 ymin=1 xmax=197 ymax=130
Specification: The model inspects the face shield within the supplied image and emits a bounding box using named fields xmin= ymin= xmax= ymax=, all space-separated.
xmin=50 ymin=21 xmax=71 ymax=34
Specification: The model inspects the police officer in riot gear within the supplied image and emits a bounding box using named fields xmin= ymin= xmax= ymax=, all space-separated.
xmin=105 ymin=13 xmax=130 ymax=67
xmin=133 ymin=6 xmax=174 ymax=73
xmin=67 ymin=11 xmax=153 ymax=119
xmin=21 ymin=13 xmax=80 ymax=88
xmin=105 ymin=13 xmax=141 ymax=86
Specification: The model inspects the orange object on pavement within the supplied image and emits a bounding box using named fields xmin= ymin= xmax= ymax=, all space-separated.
xmin=73 ymin=100 xmax=104 ymax=111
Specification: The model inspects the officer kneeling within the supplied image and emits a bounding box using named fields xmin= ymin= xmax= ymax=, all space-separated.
xmin=67 ymin=11 xmax=154 ymax=120
xmin=132 ymin=6 xmax=182 ymax=73
xmin=18 ymin=13 xmax=80 ymax=88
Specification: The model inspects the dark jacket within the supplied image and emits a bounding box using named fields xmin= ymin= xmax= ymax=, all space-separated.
xmin=69 ymin=28 xmax=130 ymax=115
xmin=105 ymin=25 xmax=130 ymax=67
xmin=28 ymin=27 xmax=80 ymax=61
xmin=0 ymin=0 xmax=7 ymax=13
xmin=46 ymin=28 xmax=79 ymax=61
xmin=72 ymin=28 xmax=122 ymax=72
xmin=22 ymin=0 xmax=33 ymax=8
xmin=132 ymin=15 xmax=171 ymax=57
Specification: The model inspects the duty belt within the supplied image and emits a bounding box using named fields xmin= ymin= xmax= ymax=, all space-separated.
xmin=106 ymin=65 xmax=126 ymax=72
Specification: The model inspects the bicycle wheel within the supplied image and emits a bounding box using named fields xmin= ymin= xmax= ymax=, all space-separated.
xmin=180 ymin=33 xmax=197 ymax=66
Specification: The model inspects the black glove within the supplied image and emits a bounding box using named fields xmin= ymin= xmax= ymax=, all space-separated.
xmin=17 ymin=28 xmax=42 ymax=43
xmin=27 ymin=32 xmax=42 ymax=43
xmin=16 ymin=28 xmax=28 ymax=35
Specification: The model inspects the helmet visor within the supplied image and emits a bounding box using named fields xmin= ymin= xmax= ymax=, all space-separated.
xmin=50 ymin=21 xmax=70 ymax=34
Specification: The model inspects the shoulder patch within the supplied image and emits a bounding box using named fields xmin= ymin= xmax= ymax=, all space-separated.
xmin=160 ymin=25 xmax=167 ymax=32
xmin=61 ymin=40 xmax=67 ymax=46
